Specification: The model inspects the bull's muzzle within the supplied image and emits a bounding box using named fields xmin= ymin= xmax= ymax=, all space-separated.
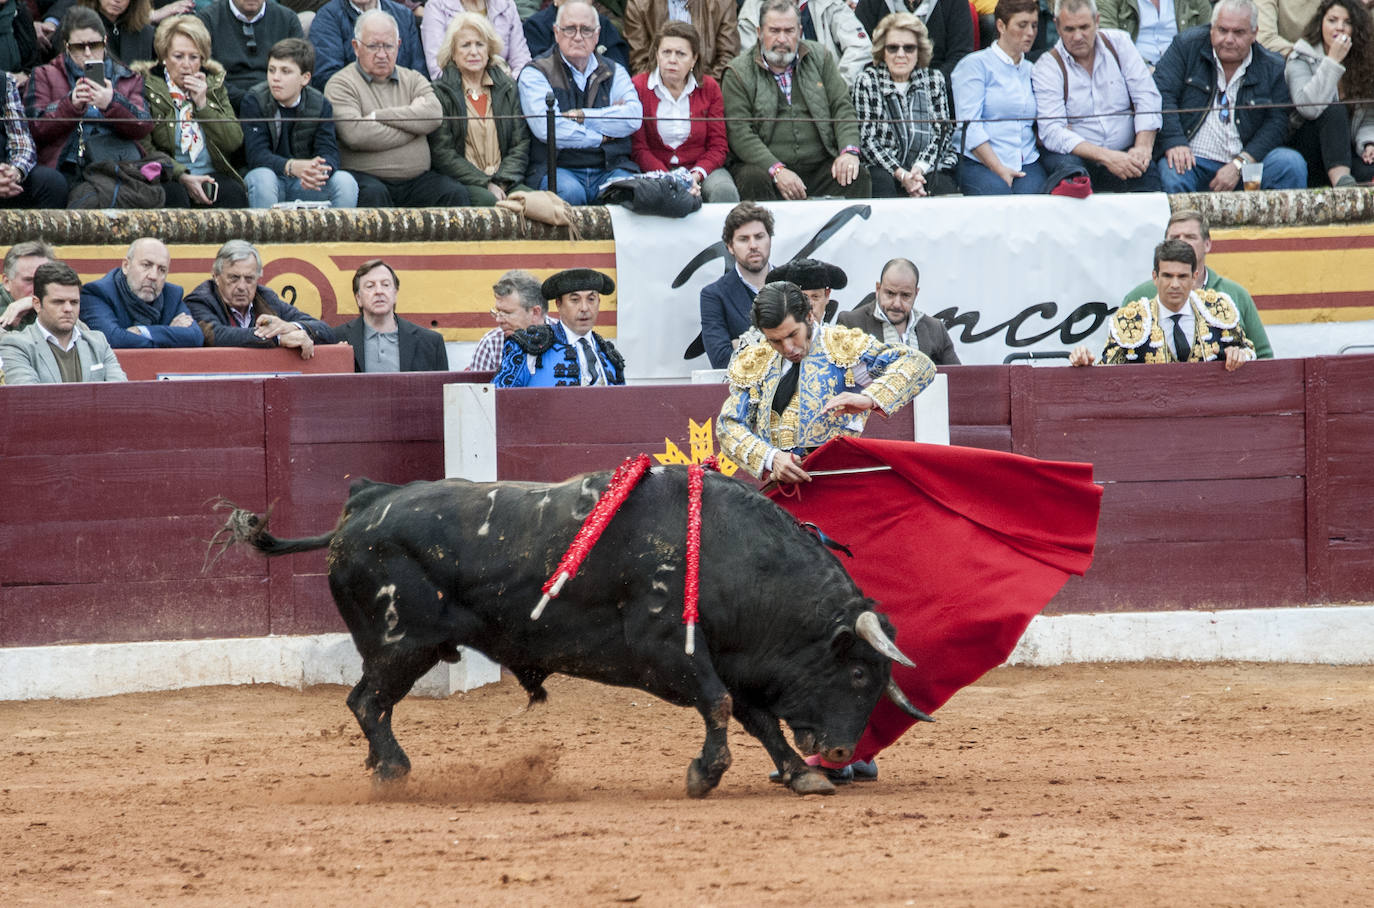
xmin=855 ymin=611 xmax=916 ymax=668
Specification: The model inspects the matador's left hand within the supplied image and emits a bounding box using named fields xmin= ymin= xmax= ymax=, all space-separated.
xmin=820 ymin=391 xmax=876 ymax=416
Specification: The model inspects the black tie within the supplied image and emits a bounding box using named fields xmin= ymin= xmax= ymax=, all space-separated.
xmin=578 ymin=337 xmax=602 ymax=385
xmin=1171 ymin=314 xmax=1189 ymax=362
xmin=772 ymin=361 xmax=800 ymax=415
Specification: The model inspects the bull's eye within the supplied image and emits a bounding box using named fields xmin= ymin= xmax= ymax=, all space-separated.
xmin=850 ymin=666 xmax=867 ymax=687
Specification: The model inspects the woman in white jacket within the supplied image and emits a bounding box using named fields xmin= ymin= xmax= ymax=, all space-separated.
xmin=1285 ymin=0 xmax=1374 ymax=186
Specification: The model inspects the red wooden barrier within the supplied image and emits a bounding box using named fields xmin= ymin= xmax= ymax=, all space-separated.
xmin=114 ymin=344 xmax=356 ymax=381
xmin=3 ymin=358 xmax=1373 ymax=649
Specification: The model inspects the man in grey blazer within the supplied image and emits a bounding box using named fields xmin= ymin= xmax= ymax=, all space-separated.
xmin=0 ymin=262 xmax=127 ymax=385
xmin=837 ymin=258 xmax=961 ymax=366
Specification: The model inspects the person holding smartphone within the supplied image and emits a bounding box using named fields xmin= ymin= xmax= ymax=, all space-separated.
xmin=24 ymin=7 xmax=158 ymax=195
xmin=134 ymin=14 xmax=248 ymax=207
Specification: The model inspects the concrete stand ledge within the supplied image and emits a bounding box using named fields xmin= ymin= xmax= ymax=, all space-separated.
xmin=2 ymin=605 xmax=1370 ymax=701
xmin=0 ymin=635 xmax=500 ymax=702
xmin=1010 ymin=604 xmax=1374 ymax=666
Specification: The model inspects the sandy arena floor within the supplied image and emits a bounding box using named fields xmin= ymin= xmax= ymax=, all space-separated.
xmin=1 ymin=662 xmax=1370 ymax=906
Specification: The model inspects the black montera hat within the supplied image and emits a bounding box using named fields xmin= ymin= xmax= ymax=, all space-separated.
xmin=766 ymin=258 xmax=848 ymax=291
xmin=542 ymin=268 xmax=615 ymax=300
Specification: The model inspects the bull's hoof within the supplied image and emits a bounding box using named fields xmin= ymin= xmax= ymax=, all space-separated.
xmin=789 ymin=770 xmax=837 ymax=797
xmin=685 ymin=758 xmax=716 ymax=799
xmin=371 ymin=758 xmax=411 ymax=785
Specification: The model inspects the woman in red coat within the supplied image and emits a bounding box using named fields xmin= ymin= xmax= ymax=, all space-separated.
xmin=630 ymin=19 xmax=738 ymax=203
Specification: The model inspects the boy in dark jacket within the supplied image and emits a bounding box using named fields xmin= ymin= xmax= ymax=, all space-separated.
xmin=240 ymin=37 xmax=358 ymax=208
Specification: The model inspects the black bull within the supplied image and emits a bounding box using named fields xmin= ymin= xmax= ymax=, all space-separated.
xmin=217 ymin=466 xmax=926 ymax=797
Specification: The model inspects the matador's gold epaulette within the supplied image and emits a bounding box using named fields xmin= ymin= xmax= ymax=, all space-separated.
xmin=819 ymin=324 xmax=872 ymax=367
xmin=1197 ymin=289 xmax=1241 ymax=329
xmin=1108 ymin=297 xmax=1154 ymax=350
xmin=726 ymin=342 xmax=775 ymax=386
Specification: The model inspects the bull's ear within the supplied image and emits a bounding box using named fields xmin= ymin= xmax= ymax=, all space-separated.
xmin=830 ymin=625 xmax=856 ymax=657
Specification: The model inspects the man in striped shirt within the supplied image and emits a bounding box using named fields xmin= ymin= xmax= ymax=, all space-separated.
xmin=466 ymin=269 xmax=549 ymax=372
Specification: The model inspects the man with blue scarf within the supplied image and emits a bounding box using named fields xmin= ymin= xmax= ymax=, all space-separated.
xmin=79 ymin=237 xmax=204 ymax=349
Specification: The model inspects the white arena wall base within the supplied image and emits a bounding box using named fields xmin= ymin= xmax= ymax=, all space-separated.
xmin=2 ymin=605 xmax=1370 ymax=702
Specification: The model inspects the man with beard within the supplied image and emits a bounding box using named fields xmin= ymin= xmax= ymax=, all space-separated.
xmin=79 ymin=238 xmax=204 ymax=349
xmin=838 ymin=258 xmax=961 ymax=365
xmin=185 ymin=240 xmax=336 ymax=359
xmin=721 ymin=0 xmax=869 ymax=200
xmin=700 ymin=202 xmax=775 ymax=368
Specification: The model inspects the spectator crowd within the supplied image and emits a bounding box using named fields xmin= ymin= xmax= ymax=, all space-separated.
xmin=0 ymin=0 xmax=1366 ymax=210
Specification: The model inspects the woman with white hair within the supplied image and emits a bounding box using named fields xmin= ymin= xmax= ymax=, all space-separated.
xmin=421 ymin=0 xmax=531 ymax=79
xmin=428 ymin=11 xmax=530 ymax=205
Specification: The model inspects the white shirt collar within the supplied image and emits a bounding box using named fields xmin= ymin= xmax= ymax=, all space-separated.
xmin=230 ymin=1 xmax=267 ymax=24
xmin=990 ymin=42 xmax=1020 ymax=67
xmin=648 ymin=68 xmax=697 ymax=98
xmin=37 ymin=319 xmax=81 ymax=352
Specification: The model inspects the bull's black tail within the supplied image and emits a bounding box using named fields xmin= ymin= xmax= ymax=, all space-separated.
xmin=204 ymin=499 xmax=336 ymax=571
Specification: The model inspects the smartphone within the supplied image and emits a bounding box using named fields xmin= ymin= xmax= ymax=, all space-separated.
xmin=204 ymin=180 xmax=218 ymax=203
xmin=83 ymin=61 xmax=106 ymax=86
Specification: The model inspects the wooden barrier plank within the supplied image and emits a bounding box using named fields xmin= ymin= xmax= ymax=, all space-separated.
xmin=0 ymin=577 xmax=269 ymax=647
xmin=497 ymin=386 xmax=731 ymax=445
xmin=1326 ymin=413 xmax=1374 ymax=482
xmin=5 ymin=516 xmax=266 ymax=586
xmin=283 ymin=573 xmax=347 ymax=637
xmin=1032 ymin=414 xmax=1306 ymax=482
xmin=1306 ymin=358 xmax=1330 ymax=602
xmin=1320 ymin=354 xmax=1374 ymax=413
xmin=950 ymin=426 xmax=1012 ymax=451
xmin=1329 ymin=547 xmax=1374 ymax=602
xmin=1046 ymin=539 xmax=1307 ymax=613
xmin=114 ymin=344 xmax=354 ymax=381
xmin=278 ymin=373 xmax=483 ymax=444
xmin=944 ymin=365 xmax=1010 ymax=426
xmin=1096 ymin=477 xmax=1305 ymax=543
xmin=1028 ymin=358 xmax=1306 ymax=420
xmin=0 ymin=381 xmax=263 ymax=454
xmin=2 ymin=449 xmax=264 ymax=521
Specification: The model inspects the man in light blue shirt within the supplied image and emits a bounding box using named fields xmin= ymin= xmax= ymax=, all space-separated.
xmin=1032 ymin=0 xmax=1163 ymax=191
xmin=518 ymin=0 xmax=644 ymax=205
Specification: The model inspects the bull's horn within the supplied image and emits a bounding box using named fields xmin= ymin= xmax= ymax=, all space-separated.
xmin=886 ymin=679 xmax=935 ymax=723
xmin=855 ymin=611 xmax=916 ymax=668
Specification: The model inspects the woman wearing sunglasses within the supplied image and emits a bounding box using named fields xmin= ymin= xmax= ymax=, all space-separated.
xmin=852 ymin=11 xmax=958 ymax=198
xmin=25 ymin=7 xmax=155 ymax=191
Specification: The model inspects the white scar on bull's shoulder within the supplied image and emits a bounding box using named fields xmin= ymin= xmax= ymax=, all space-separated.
xmin=476 ymin=487 xmax=499 ymax=537
xmin=376 ymin=584 xmax=405 ymax=644
xmin=649 ymin=561 xmax=677 ymax=611
xmin=571 ymin=477 xmax=602 ymax=521
xmin=363 ymin=501 xmax=392 ymax=532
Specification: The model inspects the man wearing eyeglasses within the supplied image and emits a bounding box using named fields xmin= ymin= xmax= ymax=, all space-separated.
xmin=1152 ymin=0 xmax=1305 ymax=192
xmin=518 ymin=0 xmax=644 ymax=205
xmin=465 ymin=269 xmax=549 ymax=372
xmin=198 ymin=0 xmax=306 ymax=112
xmin=308 ymin=0 xmax=428 ymax=86
xmin=325 ymin=8 xmax=470 ymax=207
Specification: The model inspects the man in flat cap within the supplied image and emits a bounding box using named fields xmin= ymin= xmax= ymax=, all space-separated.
xmin=717 ymin=280 xmax=934 ymax=484
xmin=766 ymin=258 xmax=846 ymax=326
xmin=494 ymin=268 xmax=626 ymax=387
xmin=839 ymin=258 xmax=960 ymax=365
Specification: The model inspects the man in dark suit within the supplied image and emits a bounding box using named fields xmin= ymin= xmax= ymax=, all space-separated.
xmin=186 ymin=240 xmax=336 ymax=359
xmin=838 ymin=257 xmax=960 ymax=366
xmin=699 ymin=201 xmax=774 ymax=368
xmin=339 ymin=259 xmax=448 ymax=372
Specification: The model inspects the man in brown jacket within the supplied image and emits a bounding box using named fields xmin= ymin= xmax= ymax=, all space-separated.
xmin=622 ymin=0 xmax=739 ymax=79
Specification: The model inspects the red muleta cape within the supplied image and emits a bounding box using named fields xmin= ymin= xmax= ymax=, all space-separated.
xmin=765 ymin=437 xmax=1102 ymax=763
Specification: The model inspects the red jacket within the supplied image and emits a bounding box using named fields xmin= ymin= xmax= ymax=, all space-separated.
xmin=630 ymin=71 xmax=727 ymax=177
xmin=25 ymin=55 xmax=154 ymax=172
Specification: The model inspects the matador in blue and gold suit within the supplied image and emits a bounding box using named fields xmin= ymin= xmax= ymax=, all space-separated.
xmin=717 ymin=322 xmax=935 ymax=478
